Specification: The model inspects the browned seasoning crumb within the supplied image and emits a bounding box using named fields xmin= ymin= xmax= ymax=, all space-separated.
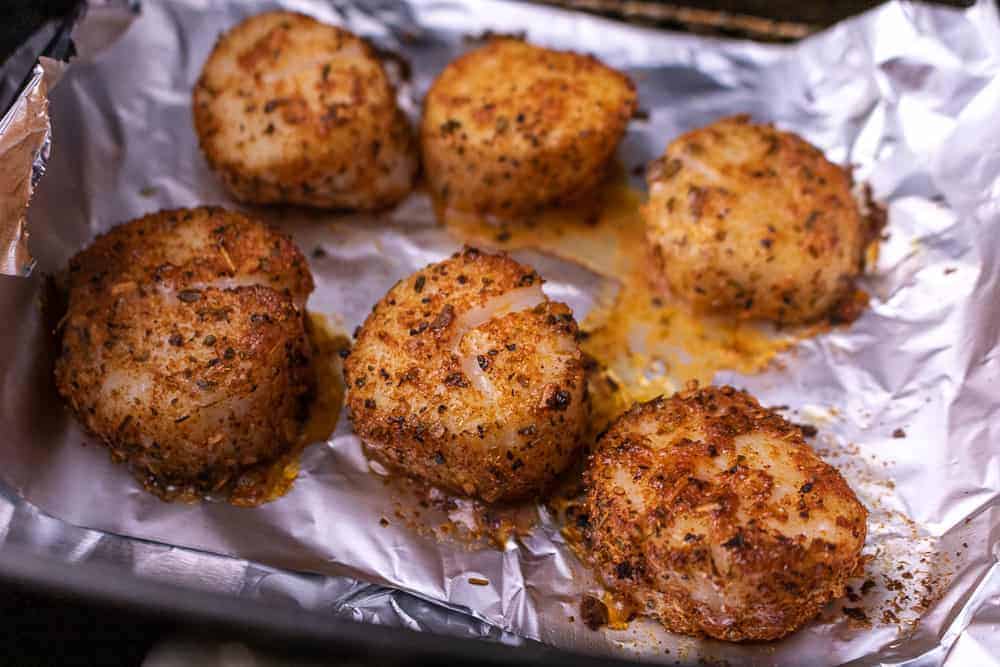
xmin=795 ymin=422 xmax=819 ymax=438
xmin=884 ymin=577 xmax=903 ymax=591
xmin=829 ymin=289 xmax=870 ymax=326
xmin=944 ymin=267 xmax=957 ymax=275
xmin=580 ymin=595 xmax=609 ymax=631
xmin=379 ymin=517 xmax=389 ymax=527
xmin=892 ymin=428 xmax=907 ymax=438
xmin=468 ymin=577 xmax=489 ymax=586
xmin=861 ymin=579 xmax=876 ymax=595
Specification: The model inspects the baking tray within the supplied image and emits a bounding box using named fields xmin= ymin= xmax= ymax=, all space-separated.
xmin=0 ymin=542 xmax=642 ymax=665
xmin=0 ymin=0 xmax=995 ymax=664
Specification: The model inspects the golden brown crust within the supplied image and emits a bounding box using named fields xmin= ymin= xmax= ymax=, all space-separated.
xmin=584 ymin=385 xmax=867 ymax=641
xmin=54 ymin=207 xmax=314 ymax=497
xmin=344 ymin=247 xmax=589 ymax=502
xmin=421 ymin=38 xmax=636 ymax=216
xmin=644 ymin=115 xmax=868 ymax=324
xmin=193 ymin=11 xmax=417 ymax=210
xmin=65 ymin=206 xmax=313 ymax=302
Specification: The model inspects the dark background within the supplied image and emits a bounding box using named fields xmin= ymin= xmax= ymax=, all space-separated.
xmin=0 ymin=0 xmax=976 ymax=65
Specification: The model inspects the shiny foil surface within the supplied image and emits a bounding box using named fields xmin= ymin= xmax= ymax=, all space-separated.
xmin=1 ymin=0 xmax=999 ymax=663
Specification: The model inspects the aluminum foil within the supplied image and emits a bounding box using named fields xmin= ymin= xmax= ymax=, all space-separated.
xmin=0 ymin=61 xmax=52 ymax=277
xmin=1 ymin=0 xmax=999 ymax=663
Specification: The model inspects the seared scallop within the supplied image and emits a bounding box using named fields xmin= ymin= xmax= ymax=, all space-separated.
xmin=344 ymin=247 xmax=588 ymax=503
xmin=645 ymin=115 xmax=870 ymax=324
xmin=54 ymin=207 xmax=314 ymax=499
xmin=585 ymin=385 xmax=867 ymax=641
xmin=421 ymin=38 xmax=636 ymax=217
xmin=193 ymin=11 xmax=417 ymax=210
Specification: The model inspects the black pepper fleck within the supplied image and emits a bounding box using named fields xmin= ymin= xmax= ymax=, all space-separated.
xmin=722 ymin=532 xmax=745 ymax=549
xmin=547 ymin=389 xmax=571 ymax=410
xmin=615 ymin=562 xmax=633 ymax=579
xmin=430 ymin=304 xmax=455 ymax=331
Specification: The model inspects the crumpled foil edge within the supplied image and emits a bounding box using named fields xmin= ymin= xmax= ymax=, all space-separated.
xmin=0 ymin=0 xmax=139 ymax=277
xmin=0 ymin=62 xmax=50 ymax=276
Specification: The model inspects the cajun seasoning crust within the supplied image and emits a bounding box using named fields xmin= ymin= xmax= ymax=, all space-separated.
xmin=193 ymin=11 xmax=417 ymax=211
xmin=54 ymin=208 xmax=314 ymax=499
xmin=644 ymin=115 xmax=870 ymax=324
xmin=64 ymin=207 xmax=313 ymax=303
xmin=584 ymin=385 xmax=868 ymax=641
xmin=344 ymin=247 xmax=589 ymax=503
xmin=421 ymin=38 xmax=637 ymax=217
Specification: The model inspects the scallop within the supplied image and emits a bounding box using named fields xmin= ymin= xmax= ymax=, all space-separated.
xmin=193 ymin=11 xmax=417 ymax=210
xmin=585 ymin=384 xmax=867 ymax=641
xmin=54 ymin=207 xmax=314 ymax=499
xmin=644 ymin=115 xmax=870 ymax=324
xmin=344 ymin=247 xmax=588 ymax=503
xmin=421 ymin=38 xmax=637 ymax=217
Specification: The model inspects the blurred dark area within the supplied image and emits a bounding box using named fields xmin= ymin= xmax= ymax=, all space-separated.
xmin=2 ymin=586 xmax=162 ymax=666
xmin=665 ymin=0 xmax=972 ymax=21
xmin=539 ymin=0 xmax=976 ymax=40
xmin=0 ymin=546 xmax=638 ymax=667
xmin=1 ymin=0 xmax=78 ymax=64
xmin=0 ymin=0 xmax=980 ymax=66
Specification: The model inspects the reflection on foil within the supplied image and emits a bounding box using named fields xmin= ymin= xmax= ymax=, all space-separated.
xmin=0 ymin=0 xmax=998 ymax=664
xmin=0 ymin=63 xmax=49 ymax=276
